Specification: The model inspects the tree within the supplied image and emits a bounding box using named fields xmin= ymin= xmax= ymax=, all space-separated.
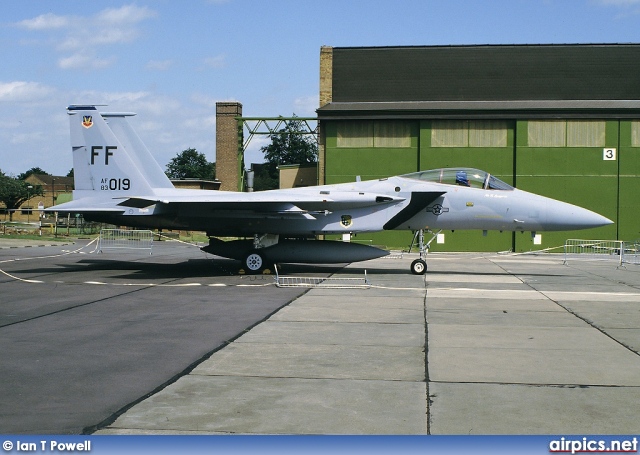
xmin=250 ymin=164 xmax=279 ymax=192
xmin=165 ymin=148 xmax=216 ymax=180
xmin=0 ymin=171 xmax=44 ymax=221
xmin=18 ymin=167 xmax=50 ymax=181
xmin=254 ymin=117 xmax=318 ymax=191
xmin=262 ymin=118 xmax=318 ymax=167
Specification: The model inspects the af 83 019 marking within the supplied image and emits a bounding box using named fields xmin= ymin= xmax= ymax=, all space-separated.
xmin=100 ymin=178 xmax=130 ymax=191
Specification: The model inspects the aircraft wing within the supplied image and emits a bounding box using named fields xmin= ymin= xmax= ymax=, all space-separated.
xmin=114 ymin=191 xmax=406 ymax=215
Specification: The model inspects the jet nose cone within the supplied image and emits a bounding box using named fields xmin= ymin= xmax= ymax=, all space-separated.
xmin=516 ymin=189 xmax=614 ymax=231
xmin=548 ymin=203 xmax=613 ymax=230
xmin=572 ymin=208 xmax=613 ymax=229
xmin=599 ymin=214 xmax=614 ymax=227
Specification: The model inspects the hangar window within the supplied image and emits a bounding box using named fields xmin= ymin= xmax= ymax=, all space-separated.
xmin=631 ymin=121 xmax=640 ymax=147
xmin=528 ymin=120 xmax=605 ymax=147
xmin=337 ymin=121 xmax=411 ymax=148
xmin=469 ymin=120 xmax=508 ymax=147
xmin=337 ymin=121 xmax=373 ymax=147
xmin=432 ymin=120 xmax=467 ymax=147
xmin=431 ymin=120 xmax=507 ymax=147
xmin=567 ymin=121 xmax=605 ymax=147
xmin=528 ymin=120 xmax=566 ymax=147
xmin=374 ymin=121 xmax=411 ymax=147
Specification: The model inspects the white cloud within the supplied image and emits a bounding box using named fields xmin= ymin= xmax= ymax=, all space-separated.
xmin=129 ymin=97 xmax=182 ymax=117
xmin=10 ymin=131 xmax=46 ymax=145
xmin=596 ymin=0 xmax=640 ymax=4
xmin=95 ymin=4 xmax=157 ymax=24
xmin=15 ymin=4 xmax=157 ymax=72
xmin=243 ymin=136 xmax=269 ymax=165
xmin=183 ymin=115 xmax=217 ymax=131
xmin=592 ymin=0 xmax=640 ymax=17
xmin=146 ymin=59 xmax=174 ymax=71
xmin=0 ymin=84 xmax=223 ymax=175
xmin=68 ymin=89 xmax=151 ymax=108
xmin=58 ymin=53 xmax=115 ymax=70
xmin=189 ymin=93 xmax=241 ymax=109
xmin=0 ymin=81 xmax=54 ymax=102
xmin=293 ymin=95 xmax=319 ymax=116
xmin=16 ymin=13 xmax=70 ymax=30
xmin=203 ymin=54 xmax=226 ymax=69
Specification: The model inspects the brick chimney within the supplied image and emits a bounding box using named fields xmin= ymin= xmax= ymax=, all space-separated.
xmin=215 ymin=102 xmax=243 ymax=191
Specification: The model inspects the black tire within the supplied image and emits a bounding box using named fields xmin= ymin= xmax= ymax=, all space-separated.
xmin=410 ymin=258 xmax=427 ymax=275
xmin=243 ymin=250 xmax=265 ymax=274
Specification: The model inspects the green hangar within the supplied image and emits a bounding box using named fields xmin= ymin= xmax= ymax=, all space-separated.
xmin=316 ymin=44 xmax=640 ymax=252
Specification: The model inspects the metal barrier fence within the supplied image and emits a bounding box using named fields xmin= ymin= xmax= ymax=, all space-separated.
xmin=563 ymin=239 xmax=624 ymax=266
xmin=98 ymin=229 xmax=154 ymax=254
xmin=623 ymin=240 xmax=640 ymax=265
xmin=274 ymin=265 xmax=370 ymax=289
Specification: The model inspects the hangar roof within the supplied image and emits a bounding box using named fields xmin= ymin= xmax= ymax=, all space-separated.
xmin=318 ymin=44 xmax=640 ymax=119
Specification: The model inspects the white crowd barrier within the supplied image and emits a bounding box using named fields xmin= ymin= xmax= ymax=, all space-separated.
xmin=98 ymin=229 xmax=154 ymax=254
xmin=563 ymin=239 xmax=628 ymax=267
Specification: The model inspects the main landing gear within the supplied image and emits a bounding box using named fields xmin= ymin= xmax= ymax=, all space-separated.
xmin=242 ymin=250 xmax=268 ymax=274
xmin=241 ymin=234 xmax=277 ymax=275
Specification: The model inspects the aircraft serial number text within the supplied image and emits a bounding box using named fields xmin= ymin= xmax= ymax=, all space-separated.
xmin=100 ymin=178 xmax=130 ymax=191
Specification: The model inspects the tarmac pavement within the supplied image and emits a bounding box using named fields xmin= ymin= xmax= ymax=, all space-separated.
xmin=1 ymin=238 xmax=639 ymax=434
xmin=0 ymin=238 xmax=322 ymax=434
xmin=94 ymin=251 xmax=640 ymax=435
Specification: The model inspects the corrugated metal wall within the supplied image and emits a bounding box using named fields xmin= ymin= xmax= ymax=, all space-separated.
xmin=324 ymin=119 xmax=637 ymax=251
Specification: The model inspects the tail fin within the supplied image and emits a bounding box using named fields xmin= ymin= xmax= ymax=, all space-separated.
xmin=68 ymin=105 xmax=172 ymax=197
xmin=102 ymin=113 xmax=174 ymax=190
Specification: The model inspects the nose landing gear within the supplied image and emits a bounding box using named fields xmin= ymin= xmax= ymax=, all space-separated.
xmin=410 ymin=258 xmax=427 ymax=275
xmin=408 ymin=229 xmax=441 ymax=275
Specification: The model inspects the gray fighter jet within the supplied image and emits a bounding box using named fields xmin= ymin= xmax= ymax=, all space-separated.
xmin=48 ymin=106 xmax=612 ymax=274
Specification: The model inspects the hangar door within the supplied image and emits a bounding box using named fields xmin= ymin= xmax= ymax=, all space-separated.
xmin=514 ymin=120 xmax=618 ymax=252
xmin=324 ymin=120 xmax=420 ymax=249
xmin=419 ymin=119 xmax=515 ymax=253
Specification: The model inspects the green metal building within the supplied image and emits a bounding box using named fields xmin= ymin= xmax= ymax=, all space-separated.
xmin=316 ymin=44 xmax=640 ymax=252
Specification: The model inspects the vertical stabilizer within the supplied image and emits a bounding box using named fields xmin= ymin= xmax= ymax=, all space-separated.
xmin=103 ymin=113 xmax=174 ymax=189
xmin=68 ymin=106 xmax=155 ymax=197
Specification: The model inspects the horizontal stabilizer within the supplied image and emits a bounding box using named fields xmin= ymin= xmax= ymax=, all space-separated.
xmin=44 ymin=204 xmax=125 ymax=214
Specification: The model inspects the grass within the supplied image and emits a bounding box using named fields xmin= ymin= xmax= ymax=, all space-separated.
xmin=0 ymin=233 xmax=70 ymax=242
xmin=0 ymin=229 xmax=210 ymax=244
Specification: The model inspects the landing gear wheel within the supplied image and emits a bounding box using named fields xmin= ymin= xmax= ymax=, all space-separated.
xmin=243 ymin=251 xmax=265 ymax=274
xmin=410 ymin=259 xmax=427 ymax=275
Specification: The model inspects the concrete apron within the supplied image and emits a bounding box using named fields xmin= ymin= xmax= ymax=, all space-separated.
xmin=97 ymin=253 xmax=640 ymax=435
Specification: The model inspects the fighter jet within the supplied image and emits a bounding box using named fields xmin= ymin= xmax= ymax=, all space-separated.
xmin=48 ymin=106 xmax=612 ymax=274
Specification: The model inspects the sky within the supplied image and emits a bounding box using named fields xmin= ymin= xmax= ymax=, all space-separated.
xmin=1 ymin=0 xmax=640 ymax=177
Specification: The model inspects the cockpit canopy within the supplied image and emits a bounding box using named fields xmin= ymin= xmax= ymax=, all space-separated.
xmin=402 ymin=168 xmax=514 ymax=190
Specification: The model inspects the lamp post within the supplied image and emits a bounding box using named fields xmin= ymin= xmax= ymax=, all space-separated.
xmin=26 ymin=185 xmax=33 ymax=223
